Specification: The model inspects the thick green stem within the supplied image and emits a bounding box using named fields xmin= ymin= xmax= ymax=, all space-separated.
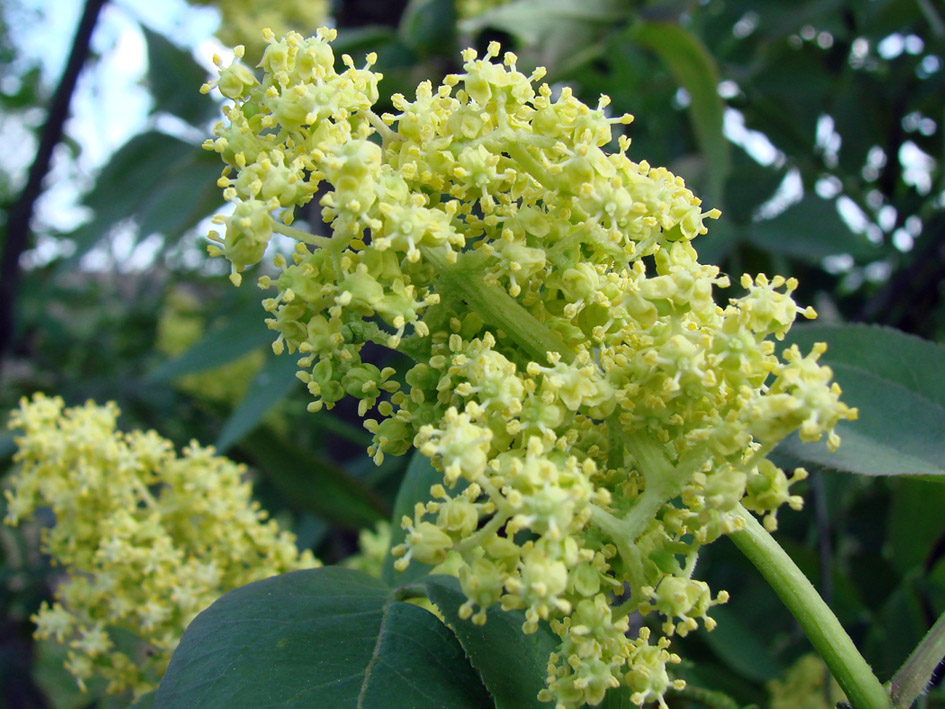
xmin=889 ymin=606 xmax=945 ymax=707
xmin=423 ymin=247 xmax=575 ymax=366
xmin=621 ymin=432 xmax=705 ymax=540
xmin=590 ymin=435 xmax=707 ymax=613
xmin=505 ymin=142 xmax=558 ymax=193
xmin=273 ymin=222 xmax=334 ymax=249
xmin=729 ymin=505 xmax=892 ymax=709
xmin=454 ymin=508 xmax=512 ymax=555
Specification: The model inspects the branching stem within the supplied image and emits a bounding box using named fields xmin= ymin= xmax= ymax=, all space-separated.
xmin=889 ymin=606 xmax=945 ymax=707
xmin=273 ymin=222 xmax=335 ymax=249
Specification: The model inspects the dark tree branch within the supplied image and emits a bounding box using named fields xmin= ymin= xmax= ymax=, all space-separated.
xmin=0 ymin=0 xmax=108 ymax=368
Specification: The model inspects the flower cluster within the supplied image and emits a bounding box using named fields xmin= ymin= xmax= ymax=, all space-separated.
xmin=4 ymin=394 xmax=318 ymax=696
xmin=344 ymin=520 xmax=392 ymax=578
xmin=204 ymin=31 xmax=855 ymax=708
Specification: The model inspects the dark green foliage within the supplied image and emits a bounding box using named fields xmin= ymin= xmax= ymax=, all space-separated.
xmin=155 ymin=568 xmax=493 ymax=708
xmin=4 ymin=0 xmax=945 ymax=707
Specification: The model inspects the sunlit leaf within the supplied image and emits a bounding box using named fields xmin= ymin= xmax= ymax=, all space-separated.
xmin=143 ymin=27 xmax=217 ymax=125
xmin=460 ymin=0 xmax=631 ymax=46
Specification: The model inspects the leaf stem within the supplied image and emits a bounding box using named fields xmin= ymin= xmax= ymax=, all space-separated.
xmin=889 ymin=606 xmax=945 ymax=707
xmin=272 ymin=222 xmax=334 ymax=249
xmin=728 ymin=504 xmax=892 ymax=709
xmin=620 ymin=432 xmax=706 ymax=541
xmin=504 ymin=142 xmax=558 ymax=193
xmin=423 ymin=247 xmax=575 ymax=366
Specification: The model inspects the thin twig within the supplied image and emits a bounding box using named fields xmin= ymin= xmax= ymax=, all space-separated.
xmin=0 ymin=0 xmax=108 ymax=370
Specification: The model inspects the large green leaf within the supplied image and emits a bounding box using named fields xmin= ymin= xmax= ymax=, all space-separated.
xmin=154 ymin=568 xmax=493 ymax=709
xmin=135 ymin=147 xmax=225 ymax=240
xmin=146 ymin=307 xmax=273 ymax=383
xmin=399 ymin=0 xmax=456 ymax=57
xmin=143 ymin=27 xmax=217 ymax=125
xmin=628 ymin=20 xmax=730 ymax=206
xmin=64 ymin=131 xmax=221 ymax=263
xmin=215 ymin=353 xmax=300 ymax=452
xmin=381 ymin=450 xmax=443 ymax=585
xmin=745 ymin=195 xmax=877 ymax=262
xmin=777 ymin=324 xmax=945 ymax=476
xmin=421 ymin=575 xmax=559 ymax=709
xmin=241 ymin=429 xmax=387 ymax=529
xmin=723 ymin=147 xmax=786 ymax=226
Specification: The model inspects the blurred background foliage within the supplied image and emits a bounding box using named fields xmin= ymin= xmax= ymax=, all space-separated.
xmin=1 ymin=0 xmax=944 ymax=706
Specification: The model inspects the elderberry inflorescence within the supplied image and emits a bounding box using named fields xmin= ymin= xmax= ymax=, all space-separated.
xmin=203 ymin=30 xmax=855 ymax=707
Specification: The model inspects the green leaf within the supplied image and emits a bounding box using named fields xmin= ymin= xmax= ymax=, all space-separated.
xmin=381 ymin=450 xmax=442 ymax=585
xmin=130 ymin=691 xmax=156 ymax=708
xmin=155 ymin=568 xmax=493 ymax=709
xmin=215 ymin=353 xmax=300 ymax=452
xmin=135 ymin=147 xmax=226 ymax=241
xmin=399 ymin=0 xmax=456 ymax=57
xmin=63 ymin=132 xmax=221 ymax=264
xmin=146 ymin=307 xmax=273 ymax=383
xmin=723 ymin=148 xmax=786 ymax=225
xmin=865 ymin=577 xmax=928 ymax=680
xmin=0 ymin=429 xmax=14 ymax=460
xmin=777 ymin=324 xmax=945 ymax=476
xmin=241 ymin=429 xmax=387 ymax=529
xmin=460 ymin=0 xmax=631 ymax=46
xmin=143 ymin=27 xmax=217 ymax=125
xmin=421 ymin=574 xmax=559 ymax=709
xmin=745 ymin=196 xmax=876 ymax=262
xmin=331 ymin=26 xmax=399 ymax=57
xmin=699 ymin=605 xmax=784 ymax=683
xmin=887 ymin=478 xmax=945 ymax=575
xmin=628 ymin=20 xmax=730 ymax=206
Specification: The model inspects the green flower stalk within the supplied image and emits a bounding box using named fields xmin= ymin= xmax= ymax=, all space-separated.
xmin=203 ymin=29 xmax=858 ymax=708
xmin=3 ymin=394 xmax=318 ymax=696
